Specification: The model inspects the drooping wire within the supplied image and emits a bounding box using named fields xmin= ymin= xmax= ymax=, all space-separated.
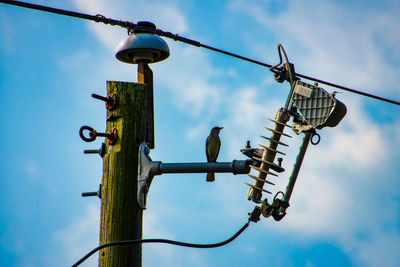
xmin=1 ymin=0 xmax=399 ymax=106
xmin=72 ymin=221 xmax=250 ymax=267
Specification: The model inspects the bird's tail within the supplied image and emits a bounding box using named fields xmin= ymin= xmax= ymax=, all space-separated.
xmin=206 ymin=173 xmax=215 ymax=182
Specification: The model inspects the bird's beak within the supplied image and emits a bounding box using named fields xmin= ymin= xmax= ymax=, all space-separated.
xmin=219 ymin=127 xmax=224 ymax=130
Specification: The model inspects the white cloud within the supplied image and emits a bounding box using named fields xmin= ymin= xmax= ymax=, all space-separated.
xmin=267 ymin=96 xmax=400 ymax=265
xmin=347 ymin=230 xmax=400 ymax=267
xmin=53 ymin=204 xmax=99 ymax=266
xmin=228 ymin=0 xmax=400 ymax=96
xmin=71 ymin=0 xmax=224 ymax=120
xmin=67 ymin=1 xmax=400 ymax=266
xmin=52 ymin=202 xmax=208 ymax=266
xmin=319 ymin=97 xmax=388 ymax=169
xmin=155 ymin=42 xmax=224 ymax=118
xmin=142 ymin=204 xmax=210 ymax=266
xmin=220 ymin=3 xmax=400 ymax=266
xmin=222 ymin=87 xmax=282 ymax=158
xmin=186 ymin=122 xmax=210 ymax=141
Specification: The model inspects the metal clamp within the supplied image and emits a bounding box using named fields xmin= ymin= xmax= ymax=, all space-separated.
xmin=259 ymin=191 xmax=288 ymax=221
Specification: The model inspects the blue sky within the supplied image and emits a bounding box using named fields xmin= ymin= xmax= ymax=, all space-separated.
xmin=1 ymin=0 xmax=400 ymax=266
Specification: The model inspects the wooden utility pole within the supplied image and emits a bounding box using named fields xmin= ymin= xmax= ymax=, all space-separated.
xmin=99 ymin=81 xmax=146 ymax=267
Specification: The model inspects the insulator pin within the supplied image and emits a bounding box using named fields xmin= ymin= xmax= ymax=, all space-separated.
xmin=250 ymin=164 xmax=278 ymax=176
xmin=247 ymin=174 xmax=275 ymax=185
xmin=260 ymin=135 xmax=289 ymax=146
xmin=258 ymin=143 xmax=286 ymax=155
xmin=247 ymin=109 xmax=291 ymax=203
xmin=244 ymin=182 xmax=272 ymax=194
xmin=264 ymin=127 xmax=292 ymax=138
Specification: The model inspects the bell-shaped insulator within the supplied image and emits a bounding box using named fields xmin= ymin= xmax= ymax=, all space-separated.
xmin=115 ymin=21 xmax=170 ymax=64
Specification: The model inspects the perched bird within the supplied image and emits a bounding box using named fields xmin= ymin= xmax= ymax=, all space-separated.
xmin=205 ymin=126 xmax=223 ymax=182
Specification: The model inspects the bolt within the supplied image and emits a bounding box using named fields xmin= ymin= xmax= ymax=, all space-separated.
xmin=82 ymin=184 xmax=101 ymax=199
xmin=91 ymin=93 xmax=117 ymax=110
xmin=106 ymin=128 xmax=118 ymax=145
xmin=91 ymin=93 xmax=109 ymax=102
xmin=246 ymin=140 xmax=251 ymax=148
xmin=83 ymin=143 xmax=106 ymax=157
xmin=84 ymin=149 xmax=99 ymax=154
xmin=144 ymin=146 xmax=150 ymax=156
xmin=82 ymin=191 xmax=98 ymax=197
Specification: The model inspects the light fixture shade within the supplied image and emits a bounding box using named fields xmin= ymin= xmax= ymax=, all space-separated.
xmin=115 ymin=30 xmax=170 ymax=64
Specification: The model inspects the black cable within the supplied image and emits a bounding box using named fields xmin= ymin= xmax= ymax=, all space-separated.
xmin=155 ymin=29 xmax=277 ymax=73
xmin=201 ymin=43 xmax=275 ymax=70
xmin=0 ymin=0 xmax=136 ymax=29
xmin=1 ymin=0 xmax=399 ymax=106
xmin=296 ymin=73 xmax=400 ymax=106
xmin=72 ymin=221 xmax=250 ymax=267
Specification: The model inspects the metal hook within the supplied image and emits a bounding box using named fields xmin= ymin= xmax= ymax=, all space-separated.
xmin=79 ymin=126 xmax=97 ymax=142
xmin=273 ymin=191 xmax=285 ymax=201
xmin=79 ymin=126 xmax=118 ymax=145
xmin=311 ymin=132 xmax=320 ymax=145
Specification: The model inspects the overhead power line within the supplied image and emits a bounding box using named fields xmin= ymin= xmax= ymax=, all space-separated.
xmin=0 ymin=0 xmax=137 ymax=28
xmin=1 ymin=0 xmax=399 ymax=106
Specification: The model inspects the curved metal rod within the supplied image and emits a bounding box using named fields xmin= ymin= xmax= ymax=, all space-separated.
xmin=270 ymin=44 xmax=290 ymax=71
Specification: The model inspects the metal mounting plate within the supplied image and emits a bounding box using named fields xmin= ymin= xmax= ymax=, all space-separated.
xmin=137 ymin=142 xmax=158 ymax=210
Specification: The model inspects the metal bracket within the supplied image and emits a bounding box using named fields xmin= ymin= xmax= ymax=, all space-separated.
xmin=137 ymin=142 xmax=253 ymax=210
xmin=137 ymin=142 xmax=160 ymax=210
xmin=259 ymin=193 xmax=288 ymax=221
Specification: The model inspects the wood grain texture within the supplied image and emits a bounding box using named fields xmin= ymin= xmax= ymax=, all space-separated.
xmin=99 ymin=81 xmax=146 ymax=267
